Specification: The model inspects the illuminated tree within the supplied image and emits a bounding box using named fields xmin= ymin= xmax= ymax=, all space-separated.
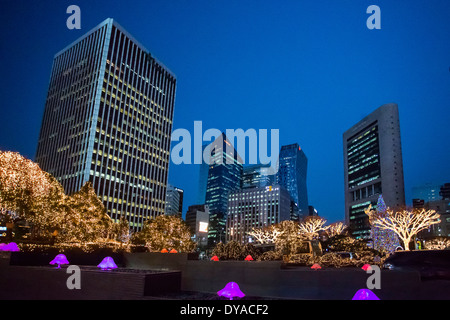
xmin=58 ymin=182 xmax=113 ymax=243
xmin=248 ymin=224 xmax=283 ymax=244
xmin=365 ymin=205 xmax=440 ymax=251
xmin=0 ymin=151 xmax=66 ymax=238
xmin=425 ymin=237 xmax=450 ymax=250
xmin=114 ymin=215 xmax=131 ymax=245
xmin=370 ymin=195 xmax=400 ymax=254
xmin=325 ymin=222 xmax=347 ymax=238
xmin=133 ymin=214 xmax=196 ymax=253
xmin=298 ymin=216 xmax=329 ymax=240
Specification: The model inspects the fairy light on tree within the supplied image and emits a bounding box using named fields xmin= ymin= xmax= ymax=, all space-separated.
xmin=0 ymin=150 xmax=125 ymax=248
xmin=247 ymin=225 xmax=283 ymax=244
xmin=369 ymin=195 xmax=400 ymax=253
xmin=0 ymin=151 xmax=66 ymax=238
xmin=326 ymin=222 xmax=347 ymax=238
xmin=365 ymin=203 xmax=440 ymax=251
xmin=298 ymin=216 xmax=329 ymax=240
xmin=132 ymin=214 xmax=196 ymax=252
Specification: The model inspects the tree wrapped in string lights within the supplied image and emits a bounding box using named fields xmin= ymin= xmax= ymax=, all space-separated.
xmin=132 ymin=214 xmax=196 ymax=253
xmin=369 ymin=195 xmax=400 ymax=253
xmin=58 ymin=182 xmax=114 ymax=244
xmin=325 ymin=222 xmax=347 ymax=238
xmin=298 ymin=216 xmax=329 ymax=240
xmin=365 ymin=202 xmax=440 ymax=251
xmin=247 ymin=224 xmax=283 ymax=245
xmin=0 ymin=151 xmax=66 ymax=238
xmin=0 ymin=150 xmax=120 ymax=246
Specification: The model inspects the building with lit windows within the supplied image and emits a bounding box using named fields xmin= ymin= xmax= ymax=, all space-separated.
xmin=276 ymin=143 xmax=309 ymax=217
xmin=205 ymin=133 xmax=243 ymax=245
xmin=343 ymin=103 xmax=405 ymax=238
xmin=35 ymin=18 xmax=176 ymax=231
xmin=165 ymin=184 xmax=183 ymax=216
xmin=197 ymin=143 xmax=211 ymax=204
xmin=226 ymin=185 xmax=291 ymax=244
xmin=242 ymin=163 xmax=275 ymax=189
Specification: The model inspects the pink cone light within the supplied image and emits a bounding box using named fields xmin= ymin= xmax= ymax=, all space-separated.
xmin=244 ymin=255 xmax=253 ymax=261
xmin=211 ymin=255 xmax=219 ymax=261
xmin=97 ymin=256 xmax=118 ymax=271
xmin=311 ymin=263 xmax=321 ymax=270
xmin=217 ymin=282 xmax=245 ymax=300
xmin=361 ymin=264 xmax=372 ymax=271
xmin=49 ymin=254 xmax=69 ymax=269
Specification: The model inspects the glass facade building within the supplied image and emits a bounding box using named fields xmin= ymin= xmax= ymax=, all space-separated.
xmin=343 ymin=103 xmax=405 ymax=238
xmin=204 ymin=133 xmax=243 ymax=245
xmin=242 ymin=164 xmax=275 ymax=189
xmin=165 ymin=184 xmax=183 ymax=216
xmin=35 ymin=18 xmax=176 ymax=231
xmin=276 ymin=143 xmax=309 ymax=217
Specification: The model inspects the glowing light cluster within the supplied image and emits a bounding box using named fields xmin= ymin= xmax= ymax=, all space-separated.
xmin=217 ymin=282 xmax=245 ymax=300
xmin=365 ymin=198 xmax=440 ymax=251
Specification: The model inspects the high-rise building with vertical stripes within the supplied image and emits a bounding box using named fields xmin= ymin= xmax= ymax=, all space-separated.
xmin=35 ymin=18 xmax=176 ymax=231
xmin=343 ymin=103 xmax=405 ymax=238
xmin=205 ymin=133 xmax=243 ymax=245
xmin=276 ymin=143 xmax=309 ymax=218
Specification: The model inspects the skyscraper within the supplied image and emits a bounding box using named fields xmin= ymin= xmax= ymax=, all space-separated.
xmin=343 ymin=103 xmax=405 ymax=238
xmin=197 ymin=143 xmax=211 ymax=204
xmin=242 ymin=164 xmax=275 ymax=189
xmin=205 ymin=133 xmax=243 ymax=245
xmin=276 ymin=143 xmax=309 ymax=217
xmin=165 ymin=184 xmax=182 ymax=216
xmin=35 ymin=18 xmax=176 ymax=231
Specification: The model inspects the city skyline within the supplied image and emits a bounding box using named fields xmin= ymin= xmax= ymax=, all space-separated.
xmin=1 ymin=1 xmax=450 ymax=224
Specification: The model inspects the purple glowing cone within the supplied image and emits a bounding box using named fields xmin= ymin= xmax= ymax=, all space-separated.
xmin=352 ymin=289 xmax=380 ymax=300
xmin=49 ymin=254 xmax=69 ymax=268
xmin=0 ymin=242 xmax=20 ymax=252
xmin=217 ymin=282 xmax=245 ymax=300
xmin=97 ymin=256 xmax=118 ymax=270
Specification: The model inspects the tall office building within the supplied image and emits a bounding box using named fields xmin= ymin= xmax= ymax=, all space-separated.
xmin=226 ymin=185 xmax=291 ymax=244
xmin=165 ymin=184 xmax=182 ymax=216
xmin=35 ymin=18 xmax=176 ymax=231
xmin=197 ymin=143 xmax=211 ymax=204
xmin=343 ymin=103 xmax=405 ymax=238
xmin=205 ymin=133 xmax=243 ymax=245
xmin=242 ymin=164 xmax=275 ymax=189
xmin=276 ymin=143 xmax=309 ymax=216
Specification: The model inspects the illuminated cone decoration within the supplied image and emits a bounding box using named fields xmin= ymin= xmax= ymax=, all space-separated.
xmin=362 ymin=264 xmax=372 ymax=271
xmin=211 ymin=255 xmax=219 ymax=261
xmin=311 ymin=263 xmax=321 ymax=270
xmin=217 ymin=282 xmax=245 ymax=300
xmin=97 ymin=256 xmax=118 ymax=271
xmin=0 ymin=242 xmax=20 ymax=252
xmin=49 ymin=254 xmax=69 ymax=269
xmin=169 ymin=249 xmax=178 ymax=253
xmin=161 ymin=248 xmax=168 ymax=253
xmin=244 ymin=255 xmax=253 ymax=261
xmin=352 ymin=289 xmax=380 ymax=300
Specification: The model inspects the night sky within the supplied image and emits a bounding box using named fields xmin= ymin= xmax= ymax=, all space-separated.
xmin=1 ymin=0 xmax=449 ymax=223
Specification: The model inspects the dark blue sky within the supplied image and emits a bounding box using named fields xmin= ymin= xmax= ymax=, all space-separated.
xmin=1 ymin=0 xmax=449 ymax=223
